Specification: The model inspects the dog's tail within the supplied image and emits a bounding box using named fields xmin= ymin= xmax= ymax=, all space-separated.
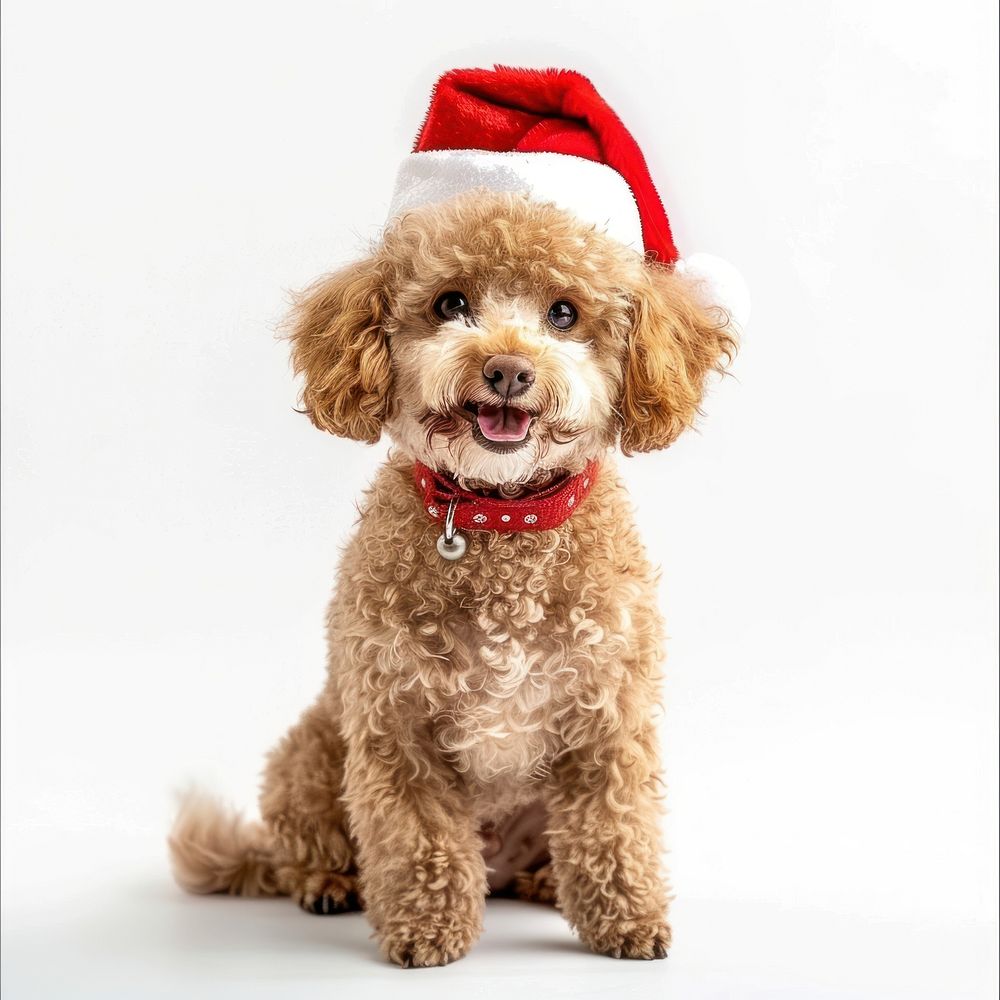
xmin=168 ymin=790 xmax=281 ymax=897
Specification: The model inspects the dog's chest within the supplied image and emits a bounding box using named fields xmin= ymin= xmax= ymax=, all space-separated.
xmin=432 ymin=602 xmax=567 ymax=792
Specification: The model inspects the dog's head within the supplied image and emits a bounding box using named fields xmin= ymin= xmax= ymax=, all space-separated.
xmin=289 ymin=192 xmax=735 ymax=484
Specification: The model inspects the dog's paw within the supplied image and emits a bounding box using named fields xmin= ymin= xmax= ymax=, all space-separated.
xmin=584 ymin=919 xmax=671 ymax=960
xmin=294 ymin=872 xmax=362 ymax=915
xmin=511 ymin=863 xmax=559 ymax=906
xmin=381 ymin=924 xmax=477 ymax=968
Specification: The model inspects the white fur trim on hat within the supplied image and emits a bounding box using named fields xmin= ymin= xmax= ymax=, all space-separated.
xmin=387 ymin=150 xmax=645 ymax=253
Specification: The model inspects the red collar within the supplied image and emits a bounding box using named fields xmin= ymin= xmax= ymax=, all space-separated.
xmin=414 ymin=460 xmax=599 ymax=533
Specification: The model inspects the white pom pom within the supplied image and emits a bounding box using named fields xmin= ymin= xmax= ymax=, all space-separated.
xmin=674 ymin=252 xmax=751 ymax=332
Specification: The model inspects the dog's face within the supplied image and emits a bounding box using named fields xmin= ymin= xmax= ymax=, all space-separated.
xmin=289 ymin=192 xmax=734 ymax=484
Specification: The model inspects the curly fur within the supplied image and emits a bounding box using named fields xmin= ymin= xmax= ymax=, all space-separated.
xmin=170 ymin=191 xmax=735 ymax=966
xmin=289 ymin=257 xmax=391 ymax=442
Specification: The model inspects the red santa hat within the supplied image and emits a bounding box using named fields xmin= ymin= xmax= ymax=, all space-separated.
xmin=387 ymin=66 xmax=749 ymax=329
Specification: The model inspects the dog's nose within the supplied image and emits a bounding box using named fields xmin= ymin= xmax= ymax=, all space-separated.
xmin=483 ymin=355 xmax=536 ymax=399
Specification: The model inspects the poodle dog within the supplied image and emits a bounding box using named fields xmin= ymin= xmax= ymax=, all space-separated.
xmin=169 ymin=188 xmax=735 ymax=967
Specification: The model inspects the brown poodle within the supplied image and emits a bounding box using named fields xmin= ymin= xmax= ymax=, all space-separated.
xmin=169 ymin=190 xmax=735 ymax=967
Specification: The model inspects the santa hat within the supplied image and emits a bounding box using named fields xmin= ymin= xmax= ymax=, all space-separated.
xmin=387 ymin=66 xmax=749 ymax=329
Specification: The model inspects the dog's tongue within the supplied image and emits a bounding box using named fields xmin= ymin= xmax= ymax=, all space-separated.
xmin=477 ymin=404 xmax=532 ymax=442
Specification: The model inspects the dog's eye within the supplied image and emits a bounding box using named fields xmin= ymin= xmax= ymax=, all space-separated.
xmin=434 ymin=291 xmax=470 ymax=321
xmin=546 ymin=300 xmax=577 ymax=331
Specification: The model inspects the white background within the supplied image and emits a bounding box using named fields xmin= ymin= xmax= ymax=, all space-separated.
xmin=2 ymin=1 xmax=997 ymax=997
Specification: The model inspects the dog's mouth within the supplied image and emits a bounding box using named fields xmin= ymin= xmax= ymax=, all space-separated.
xmin=462 ymin=401 xmax=534 ymax=453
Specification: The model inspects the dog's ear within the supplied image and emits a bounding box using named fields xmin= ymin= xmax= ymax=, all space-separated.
xmin=288 ymin=257 xmax=391 ymax=443
xmin=619 ymin=264 xmax=736 ymax=455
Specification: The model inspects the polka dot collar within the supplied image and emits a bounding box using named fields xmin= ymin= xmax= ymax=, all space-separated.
xmin=414 ymin=460 xmax=599 ymax=534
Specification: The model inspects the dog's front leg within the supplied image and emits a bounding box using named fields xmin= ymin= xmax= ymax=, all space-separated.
xmin=344 ymin=733 xmax=486 ymax=967
xmin=546 ymin=727 xmax=671 ymax=960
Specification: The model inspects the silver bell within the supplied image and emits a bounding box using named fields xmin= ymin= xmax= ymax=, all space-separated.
xmin=436 ymin=498 xmax=466 ymax=561
xmin=436 ymin=531 xmax=467 ymax=560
